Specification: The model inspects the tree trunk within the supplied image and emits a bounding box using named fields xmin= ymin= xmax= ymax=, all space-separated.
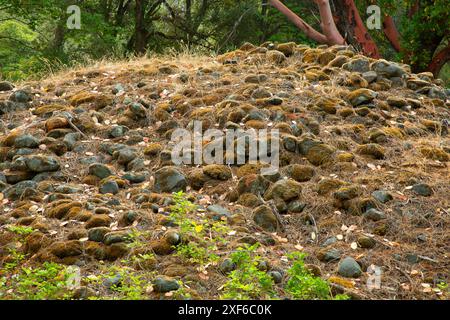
xmin=383 ymin=15 xmax=401 ymax=52
xmin=134 ymin=0 xmax=147 ymax=54
xmin=185 ymin=0 xmax=192 ymax=46
xmin=52 ymin=21 xmax=65 ymax=52
xmin=331 ymin=0 xmax=380 ymax=58
xmin=427 ymin=45 xmax=450 ymax=77
xmin=315 ymin=0 xmax=345 ymax=45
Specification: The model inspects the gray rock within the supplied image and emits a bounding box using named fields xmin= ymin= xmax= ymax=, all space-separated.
xmin=54 ymin=184 xmax=83 ymax=194
xmin=115 ymin=147 xmax=137 ymax=165
xmin=88 ymin=227 xmax=111 ymax=242
xmin=264 ymin=178 xmax=302 ymax=202
xmin=89 ymin=163 xmax=113 ymax=179
xmin=127 ymin=158 xmax=145 ymax=171
xmin=322 ymin=236 xmax=337 ymax=247
xmin=412 ymin=183 xmax=433 ymax=196
xmin=3 ymin=180 xmax=37 ymax=200
xmin=371 ymin=60 xmax=406 ymax=78
xmin=129 ymin=102 xmax=147 ymax=118
xmin=282 ymin=135 xmax=297 ymax=152
xmin=0 ymin=81 xmax=14 ymax=92
xmin=428 ymin=87 xmax=446 ymax=100
xmin=13 ymin=134 xmax=39 ymax=149
xmin=363 ymin=208 xmax=386 ymax=221
xmin=319 ymin=248 xmax=341 ymax=262
xmin=0 ymin=100 xmax=16 ymax=115
xmin=80 ymin=156 xmax=101 ymax=166
xmin=25 ymin=155 xmax=60 ymax=172
xmin=357 ymin=236 xmax=376 ymax=249
xmin=343 ymin=58 xmax=370 ymax=73
xmin=237 ymin=174 xmax=271 ymax=196
xmin=164 ymin=231 xmax=181 ymax=245
xmin=152 ymin=276 xmax=180 ymax=293
xmin=109 ymin=125 xmax=127 ymax=138
xmin=362 ymin=71 xmax=378 ymax=83
xmin=13 ymin=148 xmax=34 ymax=157
xmin=112 ymin=84 xmax=125 ymax=94
xmin=32 ymin=171 xmax=64 ymax=182
xmin=268 ymin=270 xmax=283 ymax=283
xmin=371 ymin=190 xmax=393 ymax=203
xmin=122 ymin=172 xmax=148 ymax=184
xmin=405 ymin=253 xmax=419 ymax=264
xmin=99 ymin=180 xmax=119 ymax=194
xmin=252 ymin=205 xmax=279 ymax=232
xmin=267 ymin=96 xmax=283 ymax=105
xmin=103 ymin=231 xmax=130 ymax=245
xmin=287 ymin=200 xmax=306 ymax=213
xmin=63 ymin=132 xmax=81 ymax=150
xmin=154 ymin=167 xmax=187 ymax=193
xmin=219 ymin=258 xmax=236 ymax=273
xmin=9 ymin=90 xmax=32 ymax=103
xmin=338 ymin=257 xmax=362 ymax=278
xmin=207 ymin=205 xmax=231 ymax=220
xmin=103 ymin=274 xmax=122 ymax=288
xmin=0 ymin=181 xmax=9 ymax=192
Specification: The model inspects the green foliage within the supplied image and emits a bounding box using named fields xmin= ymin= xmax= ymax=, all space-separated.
xmin=1 ymin=262 xmax=73 ymax=300
xmin=3 ymin=248 xmax=26 ymax=271
xmin=221 ymin=244 xmax=275 ymax=300
xmin=6 ymin=225 xmax=35 ymax=236
xmin=285 ymin=252 xmax=329 ymax=299
xmin=175 ymin=242 xmax=220 ymax=265
xmin=170 ymin=191 xmax=229 ymax=265
xmin=107 ymin=267 xmax=147 ymax=300
xmin=285 ymin=252 xmax=349 ymax=300
xmin=125 ymin=229 xmax=151 ymax=249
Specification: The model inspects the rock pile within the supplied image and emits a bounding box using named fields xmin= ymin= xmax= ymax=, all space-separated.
xmin=0 ymin=42 xmax=448 ymax=300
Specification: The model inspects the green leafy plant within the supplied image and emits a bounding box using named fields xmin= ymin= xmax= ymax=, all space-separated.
xmin=98 ymin=266 xmax=153 ymax=300
xmin=6 ymin=225 xmax=35 ymax=236
xmin=125 ymin=229 xmax=151 ymax=249
xmin=285 ymin=252 xmax=349 ymax=300
xmin=3 ymin=262 xmax=73 ymax=300
xmin=221 ymin=244 xmax=275 ymax=300
xmin=3 ymin=248 xmax=26 ymax=271
xmin=170 ymin=191 xmax=229 ymax=265
xmin=175 ymin=242 xmax=219 ymax=265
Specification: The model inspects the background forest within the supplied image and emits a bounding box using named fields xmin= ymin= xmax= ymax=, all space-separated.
xmin=0 ymin=0 xmax=449 ymax=84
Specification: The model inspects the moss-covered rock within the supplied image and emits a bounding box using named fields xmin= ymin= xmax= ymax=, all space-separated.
xmin=203 ymin=164 xmax=232 ymax=180
xmin=264 ymin=178 xmax=302 ymax=202
xmin=305 ymin=144 xmax=335 ymax=166
xmin=356 ymin=143 xmax=385 ymax=159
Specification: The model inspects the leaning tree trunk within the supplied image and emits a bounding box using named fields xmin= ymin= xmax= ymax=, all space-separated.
xmin=426 ymin=45 xmax=450 ymax=77
xmin=382 ymin=15 xmax=401 ymax=52
xmin=268 ymin=0 xmax=328 ymax=44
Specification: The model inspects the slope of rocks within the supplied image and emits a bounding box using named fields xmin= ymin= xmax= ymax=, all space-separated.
xmin=0 ymin=42 xmax=449 ymax=300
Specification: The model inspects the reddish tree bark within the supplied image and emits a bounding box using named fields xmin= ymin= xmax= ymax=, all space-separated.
xmin=314 ymin=0 xmax=345 ymax=45
xmin=427 ymin=45 xmax=450 ymax=77
xmin=270 ymin=0 xmax=380 ymax=58
xmin=408 ymin=0 xmax=419 ymax=18
xmin=383 ymin=15 xmax=401 ymax=52
xmin=268 ymin=0 xmax=328 ymax=44
xmin=340 ymin=0 xmax=380 ymax=58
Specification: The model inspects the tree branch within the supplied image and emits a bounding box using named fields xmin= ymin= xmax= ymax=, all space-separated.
xmin=268 ymin=0 xmax=328 ymax=44
xmin=314 ymin=0 xmax=345 ymax=45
